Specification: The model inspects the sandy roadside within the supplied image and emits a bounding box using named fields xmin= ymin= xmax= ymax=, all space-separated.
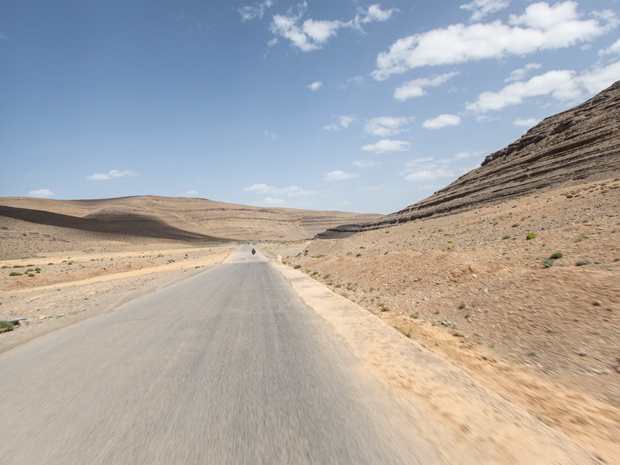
xmin=273 ymin=261 xmax=607 ymax=465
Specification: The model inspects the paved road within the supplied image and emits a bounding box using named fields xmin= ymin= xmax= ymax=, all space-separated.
xmin=0 ymin=245 xmax=442 ymax=464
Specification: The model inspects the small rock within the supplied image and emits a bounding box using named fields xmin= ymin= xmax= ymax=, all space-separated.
xmin=577 ymin=348 xmax=587 ymax=357
xmin=593 ymin=301 xmax=603 ymax=306
xmin=592 ymin=368 xmax=601 ymax=374
xmin=38 ymin=315 xmax=47 ymax=320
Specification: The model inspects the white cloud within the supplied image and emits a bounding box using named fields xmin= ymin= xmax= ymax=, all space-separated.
xmin=353 ymin=160 xmax=381 ymax=168
xmin=598 ymin=38 xmax=620 ymax=56
xmin=580 ymin=60 xmax=620 ymax=94
xmin=262 ymin=197 xmax=286 ymax=205
xmin=505 ymin=63 xmax=541 ymax=82
xmin=394 ymin=71 xmax=459 ymax=101
xmin=363 ymin=116 xmax=413 ymax=136
xmin=422 ymin=114 xmax=461 ymax=129
xmin=323 ymin=170 xmax=360 ymax=181
xmin=28 ymin=188 xmax=54 ymax=198
xmin=339 ymin=115 xmax=355 ymax=127
xmin=403 ymin=157 xmax=455 ymax=182
xmin=352 ymin=4 xmax=397 ymax=28
xmin=270 ymin=2 xmax=396 ymax=52
xmin=263 ymin=130 xmax=278 ymax=140
xmin=453 ymin=150 xmax=484 ymax=159
xmin=238 ymin=0 xmax=274 ymax=21
xmin=179 ymin=190 xmax=199 ymax=197
xmin=466 ymin=70 xmax=581 ymax=113
xmin=514 ymin=117 xmax=539 ymax=127
xmin=372 ymin=1 xmax=616 ymax=80
xmin=87 ymin=170 xmax=137 ymax=181
xmin=460 ymin=0 xmax=510 ymax=22
xmin=245 ymin=184 xmax=316 ymax=196
xmin=267 ymin=37 xmax=278 ymax=47
xmin=362 ymin=139 xmax=410 ymax=154
xmin=321 ymin=114 xmax=356 ymax=131
xmin=307 ymin=81 xmax=323 ymax=90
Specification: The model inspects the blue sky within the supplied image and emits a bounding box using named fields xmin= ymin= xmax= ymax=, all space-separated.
xmin=1 ymin=0 xmax=619 ymax=214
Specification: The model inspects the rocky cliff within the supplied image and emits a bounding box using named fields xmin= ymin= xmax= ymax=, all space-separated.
xmin=318 ymin=81 xmax=620 ymax=238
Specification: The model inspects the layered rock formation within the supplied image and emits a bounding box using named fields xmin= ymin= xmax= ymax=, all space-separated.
xmin=319 ymin=81 xmax=620 ymax=238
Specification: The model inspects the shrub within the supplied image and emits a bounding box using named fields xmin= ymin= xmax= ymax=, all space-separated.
xmin=9 ymin=272 xmax=22 ymax=276
xmin=576 ymin=259 xmax=591 ymax=266
xmin=512 ymin=223 xmax=520 ymax=227
xmin=0 ymin=321 xmax=15 ymax=333
xmin=549 ymin=253 xmax=564 ymax=259
xmin=356 ymin=253 xmax=362 ymax=257
xmin=378 ymin=302 xmax=388 ymax=312
xmin=542 ymin=259 xmax=554 ymax=268
xmin=502 ymin=235 xmax=511 ymax=240
xmin=526 ymin=233 xmax=537 ymax=240
xmin=311 ymin=271 xmax=318 ymax=276
xmin=13 ymin=265 xmax=24 ymax=268
xmin=293 ymin=265 xmax=301 ymax=269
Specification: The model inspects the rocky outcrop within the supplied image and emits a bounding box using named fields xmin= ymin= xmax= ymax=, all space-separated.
xmin=318 ymin=81 xmax=620 ymax=238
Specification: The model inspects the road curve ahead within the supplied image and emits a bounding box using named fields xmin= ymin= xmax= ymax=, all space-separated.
xmin=0 ymin=245 xmax=443 ymax=464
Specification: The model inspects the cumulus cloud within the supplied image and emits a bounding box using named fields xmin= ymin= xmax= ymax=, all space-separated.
xmin=363 ymin=116 xmax=413 ymax=136
xmin=353 ymin=160 xmax=381 ymax=168
xmin=394 ymin=71 xmax=459 ymax=101
xmin=179 ymin=190 xmax=199 ymax=197
xmin=245 ymin=183 xmax=316 ymax=196
xmin=598 ymin=38 xmax=620 ymax=56
xmin=322 ymin=114 xmax=356 ymax=131
xmin=403 ymin=157 xmax=455 ymax=182
xmin=307 ymin=81 xmax=323 ymax=90
xmin=580 ymin=60 xmax=620 ymax=94
xmin=28 ymin=188 xmax=54 ymax=198
xmin=422 ymin=114 xmax=461 ymax=129
xmin=362 ymin=139 xmax=410 ymax=154
xmin=466 ymin=70 xmax=581 ymax=113
xmin=460 ymin=0 xmax=510 ymax=21
xmin=372 ymin=1 xmax=616 ymax=80
xmin=505 ymin=63 xmax=542 ymax=82
xmin=514 ymin=117 xmax=539 ymax=127
xmin=270 ymin=2 xmax=396 ymax=52
xmin=323 ymin=170 xmax=360 ymax=181
xmin=86 ymin=170 xmax=137 ymax=181
xmin=262 ymin=197 xmax=286 ymax=205
xmin=238 ymin=0 xmax=274 ymax=21
xmin=453 ymin=150 xmax=484 ymax=159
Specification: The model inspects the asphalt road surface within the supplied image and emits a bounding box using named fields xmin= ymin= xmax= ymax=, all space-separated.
xmin=0 ymin=245 xmax=443 ymax=464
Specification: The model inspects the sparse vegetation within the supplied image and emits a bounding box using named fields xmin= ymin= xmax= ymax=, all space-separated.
xmin=526 ymin=233 xmax=537 ymax=240
xmin=502 ymin=235 xmax=511 ymax=240
xmin=576 ymin=259 xmax=591 ymax=266
xmin=0 ymin=321 xmax=15 ymax=333
xmin=550 ymin=252 xmax=564 ymax=259
xmin=293 ymin=265 xmax=301 ymax=269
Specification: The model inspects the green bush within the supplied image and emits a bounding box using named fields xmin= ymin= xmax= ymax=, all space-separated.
xmin=576 ymin=259 xmax=591 ymax=266
xmin=9 ymin=272 xmax=22 ymax=276
xmin=542 ymin=258 xmax=554 ymax=268
xmin=0 ymin=321 xmax=15 ymax=333
xmin=293 ymin=265 xmax=301 ymax=269
xmin=526 ymin=233 xmax=537 ymax=240
xmin=356 ymin=253 xmax=362 ymax=257
xmin=502 ymin=235 xmax=511 ymax=240
xmin=511 ymin=223 xmax=520 ymax=227
xmin=549 ymin=253 xmax=564 ymax=259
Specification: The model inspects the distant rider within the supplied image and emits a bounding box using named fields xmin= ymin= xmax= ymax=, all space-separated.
xmin=251 ymin=248 xmax=256 ymax=255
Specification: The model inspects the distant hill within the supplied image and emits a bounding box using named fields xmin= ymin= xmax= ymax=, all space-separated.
xmin=318 ymin=81 xmax=620 ymax=238
xmin=0 ymin=195 xmax=383 ymax=247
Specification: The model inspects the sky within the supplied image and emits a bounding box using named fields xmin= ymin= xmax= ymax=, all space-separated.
xmin=1 ymin=0 xmax=620 ymax=214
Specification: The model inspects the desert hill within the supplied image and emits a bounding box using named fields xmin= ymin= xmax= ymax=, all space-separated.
xmin=0 ymin=196 xmax=383 ymax=260
xmin=319 ymin=81 xmax=620 ymax=238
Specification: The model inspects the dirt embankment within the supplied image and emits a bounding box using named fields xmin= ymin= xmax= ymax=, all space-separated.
xmin=264 ymin=178 xmax=620 ymax=463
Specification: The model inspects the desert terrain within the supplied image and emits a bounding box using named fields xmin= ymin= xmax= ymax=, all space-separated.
xmin=2 ymin=82 xmax=620 ymax=463
xmin=1 ymin=178 xmax=619 ymax=462
xmin=265 ymin=177 xmax=620 ymax=462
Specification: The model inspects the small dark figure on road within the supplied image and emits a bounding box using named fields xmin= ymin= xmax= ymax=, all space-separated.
xmin=251 ymin=248 xmax=256 ymax=255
